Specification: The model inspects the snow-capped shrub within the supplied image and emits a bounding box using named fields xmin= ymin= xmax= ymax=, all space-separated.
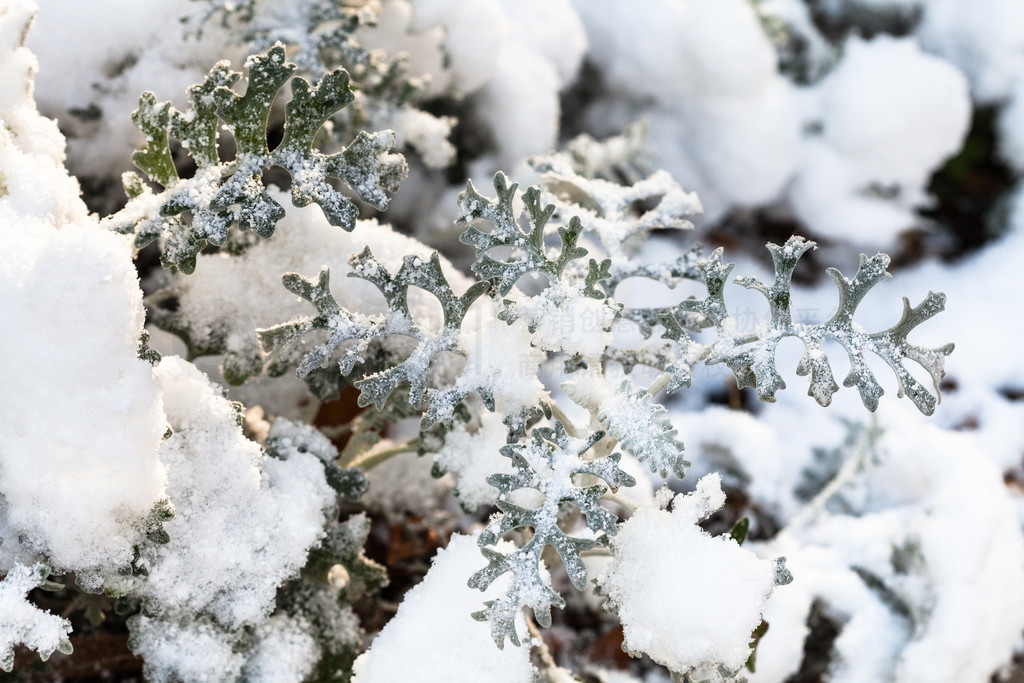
xmin=7 ymin=0 xmax=1024 ymax=681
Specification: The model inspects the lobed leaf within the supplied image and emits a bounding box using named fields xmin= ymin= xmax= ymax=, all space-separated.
xmin=469 ymin=421 xmax=634 ymax=647
xmin=104 ymin=43 xmax=408 ymax=273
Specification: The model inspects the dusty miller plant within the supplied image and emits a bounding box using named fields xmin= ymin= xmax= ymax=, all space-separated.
xmin=5 ymin=24 xmax=953 ymax=681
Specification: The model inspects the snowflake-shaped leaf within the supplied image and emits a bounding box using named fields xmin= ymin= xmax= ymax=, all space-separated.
xmin=257 ymin=250 xmax=489 ymax=420
xmin=468 ymin=421 xmax=635 ymax=647
xmin=531 ymin=134 xmax=706 ymax=338
xmin=103 ymin=43 xmax=408 ymax=273
xmin=457 ymin=172 xmax=589 ymax=296
xmin=678 ymin=236 xmax=953 ymax=415
xmin=596 ymin=380 xmax=689 ymax=479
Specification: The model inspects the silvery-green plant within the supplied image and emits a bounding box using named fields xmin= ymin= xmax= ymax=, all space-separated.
xmin=4 ymin=32 xmax=953 ymax=682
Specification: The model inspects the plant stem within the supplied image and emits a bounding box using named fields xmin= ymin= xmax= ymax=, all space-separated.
xmin=601 ymin=490 xmax=638 ymax=514
xmin=647 ymin=371 xmax=672 ymax=397
xmin=526 ymin=614 xmax=580 ymax=682
xmin=548 ymin=401 xmax=579 ymax=438
xmin=346 ymin=440 xmax=419 ymax=471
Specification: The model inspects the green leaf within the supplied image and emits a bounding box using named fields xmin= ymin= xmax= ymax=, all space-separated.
xmin=257 ymin=251 xmax=489 ymax=423
xmin=457 ymin=172 xmax=590 ymax=296
xmin=137 ymin=330 xmax=161 ymax=365
xmin=142 ymin=498 xmax=175 ymax=546
xmin=745 ymin=620 xmax=769 ymax=673
xmin=730 ymin=517 xmax=751 ymax=546
xmin=468 ymin=421 xmax=635 ymax=647
xmin=103 ymin=43 xmax=408 ymax=273
xmin=677 ymin=236 xmax=954 ymax=415
xmin=130 ymin=92 xmax=177 ymax=188
xmin=216 ymin=47 xmax=295 ymax=155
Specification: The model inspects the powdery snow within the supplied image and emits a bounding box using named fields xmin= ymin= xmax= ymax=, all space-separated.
xmin=0 ymin=563 xmax=72 ymax=671
xmin=128 ymin=615 xmax=245 ymax=683
xmin=574 ymin=0 xmax=802 ymax=220
xmin=433 ymin=409 xmax=513 ymax=508
xmin=0 ymin=0 xmax=166 ymax=586
xmin=750 ymin=408 xmax=1024 ymax=682
xmin=242 ymin=614 xmax=320 ymax=683
xmin=131 ymin=357 xmax=335 ymax=629
xmin=598 ymin=474 xmax=780 ymax=675
xmin=351 ymin=533 xmax=535 ymax=683
xmin=790 ymin=35 xmax=971 ymax=243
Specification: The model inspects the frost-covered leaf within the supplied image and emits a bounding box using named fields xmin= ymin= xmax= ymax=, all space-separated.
xmin=548 ymin=120 xmax=653 ymax=183
xmin=456 ymin=171 xmax=623 ymax=358
xmin=596 ymin=380 xmax=689 ymax=479
xmin=257 ymin=250 xmax=489 ymax=420
xmin=457 ymin=172 xmax=590 ymax=296
xmin=468 ymin=422 xmax=635 ymax=647
xmin=201 ymin=0 xmax=454 ymax=168
xmin=264 ymin=418 xmax=368 ymax=502
xmin=533 ymin=165 xmax=702 ymax=265
xmin=603 ymin=243 xmax=711 ymax=339
xmin=0 ymin=563 xmax=73 ymax=672
xmin=677 ymin=237 xmax=953 ymax=415
xmin=103 ymin=44 xmax=407 ymax=273
xmin=532 ymin=131 xmax=707 ymax=343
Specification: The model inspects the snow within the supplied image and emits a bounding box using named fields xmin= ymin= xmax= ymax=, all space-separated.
xmin=0 ymin=563 xmax=72 ymax=672
xmin=433 ymin=410 xmax=513 ymax=508
xmin=454 ymin=313 xmax=547 ymax=419
xmin=352 ymin=533 xmax=535 ymax=683
xmin=598 ymin=474 xmax=779 ymax=675
xmin=406 ymin=0 xmax=505 ymax=95
xmin=672 ymin=406 xmax=830 ymax=521
xmin=395 ymin=107 xmax=456 ymax=169
xmin=571 ymin=0 xmax=985 ymax=247
xmin=0 ymin=0 xmax=167 ymax=587
xmin=499 ymin=0 xmax=586 ymax=86
xmin=129 ymin=615 xmax=244 ymax=683
xmin=473 ymin=0 xmax=586 ymax=167
xmin=129 ymin=357 xmax=334 ymax=629
xmin=7 ymin=0 xmax=1024 ymax=679
xmin=242 ymin=615 xmax=320 ymax=683
xmin=749 ymin=408 xmax=1024 ymax=682
xmin=475 ymin=40 xmax=562 ymax=169
xmin=914 ymin=0 xmax=1024 ymax=104
xmin=790 ymin=36 xmax=971 ymax=243
xmin=575 ymin=0 xmax=803 ymax=221
xmin=506 ymin=282 xmax=618 ymax=357
xmin=1000 ymin=73 xmax=1024 ymax=172
xmin=0 ymin=1 xmax=86 ymax=226
xmin=27 ymin=0 xmax=238 ymax=180
xmin=0 ymin=213 xmax=168 ymax=585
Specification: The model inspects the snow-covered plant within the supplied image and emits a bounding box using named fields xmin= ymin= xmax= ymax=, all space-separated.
xmin=196 ymin=0 xmax=457 ymax=169
xmin=103 ymin=42 xmax=407 ymax=273
xmin=17 ymin=1 xmax=1024 ymax=681
xmin=237 ymin=64 xmax=947 ymax=675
